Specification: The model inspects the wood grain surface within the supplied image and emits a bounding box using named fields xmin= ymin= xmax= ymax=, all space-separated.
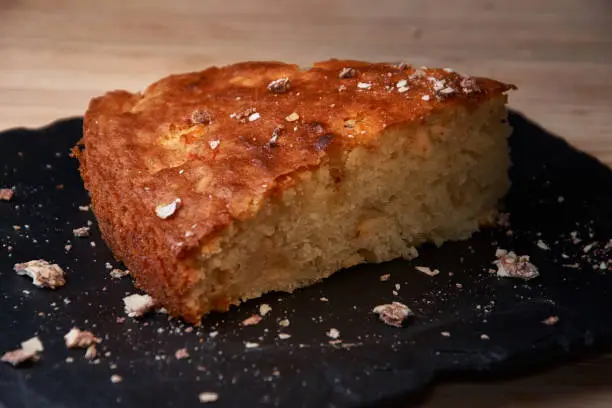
xmin=1 ymin=0 xmax=611 ymax=406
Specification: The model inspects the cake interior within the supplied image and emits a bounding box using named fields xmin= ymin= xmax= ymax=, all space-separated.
xmin=187 ymin=95 xmax=511 ymax=314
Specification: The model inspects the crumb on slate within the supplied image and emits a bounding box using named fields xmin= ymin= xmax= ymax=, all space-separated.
xmin=0 ymin=188 xmax=14 ymax=201
xmin=242 ymin=314 xmax=263 ymax=326
xmin=84 ymin=344 xmax=97 ymax=360
xmin=415 ymin=266 xmax=440 ymax=276
xmin=493 ymin=249 xmax=539 ymax=280
xmin=198 ymin=392 xmax=219 ymax=403
xmin=1 ymin=336 xmax=43 ymax=366
xmin=326 ymin=328 xmax=340 ymax=339
xmin=64 ymin=328 xmax=101 ymax=349
xmin=14 ymin=260 xmax=66 ymax=289
xmin=72 ymin=226 xmax=90 ymax=237
xmin=123 ymin=294 xmax=157 ymax=318
xmin=542 ymin=316 xmax=559 ymax=325
xmin=259 ymin=304 xmax=272 ymax=316
xmin=175 ymin=348 xmax=190 ymax=360
xmin=372 ymin=302 xmax=413 ymax=328
xmin=110 ymin=268 xmax=130 ymax=279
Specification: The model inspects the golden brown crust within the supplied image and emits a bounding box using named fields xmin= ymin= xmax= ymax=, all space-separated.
xmin=77 ymin=59 xmax=514 ymax=323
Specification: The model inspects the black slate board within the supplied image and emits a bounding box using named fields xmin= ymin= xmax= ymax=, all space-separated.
xmin=1 ymin=113 xmax=612 ymax=408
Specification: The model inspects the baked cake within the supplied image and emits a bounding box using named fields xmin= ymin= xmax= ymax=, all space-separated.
xmin=75 ymin=60 xmax=515 ymax=324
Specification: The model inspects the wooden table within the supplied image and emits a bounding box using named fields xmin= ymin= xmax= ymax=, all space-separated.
xmin=1 ymin=0 xmax=611 ymax=406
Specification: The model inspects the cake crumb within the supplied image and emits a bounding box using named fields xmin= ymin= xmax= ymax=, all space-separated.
xmin=0 ymin=188 xmax=14 ymax=201
xmin=379 ymin=273 xmax=391 ymax=282
xmin=73 ymin=226 xmax=90 ymax=237
xmin=155 ymin=199 xmax=181 ymax=219
xmin=244 ymin=342 xmax=260 ymax=349
xmin=110 ymin=268 xmax=130 ymax=279
xmin=248 ymin=112 xmax=261 ymax=122
xmin=64 ymin=327 xmax=101 ymax=349
xmin=279 ymin=319 xmax=290 ymax=327
xmin=562 ymin=263 xmax=580 ymax=269
xmin=198 ymin=392 xmax=219 ymax=403
xmin=440 ymin=331 xmax=451 ymax=337
xmin=493 ymin=249 xmax=539 ymax=280
xmin=1 ymin=336 xmax=43 ymax=366
xmin=583 ymin=243 xmax=596 ymax=253
xmin=242 ymin=314 xmax=263 ymax=326
xmin=14 ymin=260 xmax=66 ymax=289
xmin=110 ymin=374 xmax=123 ymax=384
xmin=175 ymin=348 xmax=190 ymax=360
xmin=64 ymin=244 xmax=72 ymax=252
xmin=542 ymin=316 xmax=559 ymax=325
xmin=536 ymin=240 xmax=550 ymax=250
xmin=278 ymin=333 xmax=291 ymax=340
xmin=259 ymin=304 xmax=272 ymax=316
xmin=357 ymin=82 xmax=372 ymax=89
xmin=415 ymin=266 xmax=439 ymax=276
xmin=123 ymin=294 xmax=157 ymax=317
xmin=84 ymin=344 xmax=97 ymax=360
xmin=373 ymin=302 xmax=413 ymax=328
xmin=326 ymin=328 xmax=340 ymax=339
xmin=480 ymin=334 xmax=490 ymax=340
xmin=78 ymin=205 xmax=90 ymax=211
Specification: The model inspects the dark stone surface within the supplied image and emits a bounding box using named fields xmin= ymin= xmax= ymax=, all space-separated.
xmin=1 ymin=113 xmax=611 ymax=408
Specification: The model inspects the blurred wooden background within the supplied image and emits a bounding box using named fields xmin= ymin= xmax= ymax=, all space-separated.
xmin=1 ymin=0 xmax=611 ymax=406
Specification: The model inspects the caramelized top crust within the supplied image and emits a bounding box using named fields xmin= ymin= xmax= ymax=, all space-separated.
xmin=81 ymin=59 xmax=514 ymax=257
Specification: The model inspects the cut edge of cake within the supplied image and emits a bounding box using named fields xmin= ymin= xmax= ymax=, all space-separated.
xmin=183 ymin=94 xmax=511 ymax=319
